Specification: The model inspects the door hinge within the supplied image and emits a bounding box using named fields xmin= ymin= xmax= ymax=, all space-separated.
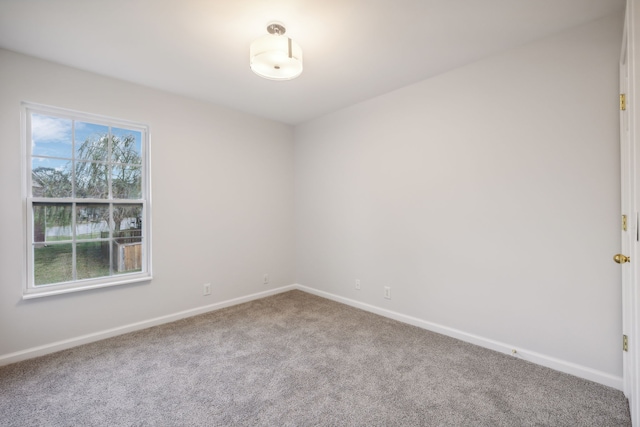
xmin=623 ymin=214 xmax=628 ymax=231
xmin=621 ymin=93 xmax=627 ymax=111
xmin=623 ymin=334 xmax=629 ymax=352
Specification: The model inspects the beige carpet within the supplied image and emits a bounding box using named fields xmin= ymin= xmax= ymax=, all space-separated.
xmin=0 ymin=290 xmax=631 ymax=426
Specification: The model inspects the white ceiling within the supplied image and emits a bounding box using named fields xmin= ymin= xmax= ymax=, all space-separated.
xmin=0 ymin=0 xmax=625 ymax=125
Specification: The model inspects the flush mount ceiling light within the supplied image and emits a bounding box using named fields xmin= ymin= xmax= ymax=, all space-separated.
xmin=250 ymin=23 xmax=303 ymax=81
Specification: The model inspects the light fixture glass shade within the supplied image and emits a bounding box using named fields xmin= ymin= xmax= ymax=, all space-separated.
xmin=250 ymin=33 xmax=303 ymax=80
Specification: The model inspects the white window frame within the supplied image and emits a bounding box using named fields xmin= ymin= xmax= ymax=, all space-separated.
xmin=22 ymin=102 xmax=152 ymax=299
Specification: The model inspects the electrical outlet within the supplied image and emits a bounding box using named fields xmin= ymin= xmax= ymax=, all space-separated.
xmin=264 ymin=274 xmax=269 ymax=285
xmin=355 ymin=279 xmax=361 ymax=290
xmin=384 ymin=286 xmax=391 ymax=299
xmin=203 ymin=283 xmax=211 ymax=296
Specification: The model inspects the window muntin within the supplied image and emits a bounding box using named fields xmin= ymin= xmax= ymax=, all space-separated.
xmin=24 ymin=104 xmax=151 ymax=298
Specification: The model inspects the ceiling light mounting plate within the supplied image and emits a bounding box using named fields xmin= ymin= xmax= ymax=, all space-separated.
xmin=266 ymin=23 xmax=286 ymax=36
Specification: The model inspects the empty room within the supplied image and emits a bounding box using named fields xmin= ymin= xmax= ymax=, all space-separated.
xmin=1 ymin=0 xmax=639 ymax=425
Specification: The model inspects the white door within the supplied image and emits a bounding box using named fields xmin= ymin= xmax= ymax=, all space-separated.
xmin=621 ymin=2 xmax=638 ymax=423
xmin=620 ymin=5 xmax=631 ymax=396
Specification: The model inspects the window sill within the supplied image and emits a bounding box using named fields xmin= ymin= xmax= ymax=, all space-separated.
xmin=22 ymin=274 xmax=152 ymax=299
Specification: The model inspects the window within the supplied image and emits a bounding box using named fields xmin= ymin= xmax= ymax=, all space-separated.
xmin=23 ymin=103 xmax=151 ymax=298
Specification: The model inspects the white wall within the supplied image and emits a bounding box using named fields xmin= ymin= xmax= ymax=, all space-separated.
xmin=0 ymin=49 xmax=296 ymax=357
xmin=295 ymin=13 xmax=624 ymax=381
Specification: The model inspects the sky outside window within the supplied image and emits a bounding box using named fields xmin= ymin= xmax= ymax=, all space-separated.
xmin=31 ymin=114 xmax=72 ymax=159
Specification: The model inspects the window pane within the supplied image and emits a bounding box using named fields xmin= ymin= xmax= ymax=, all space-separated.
xmin=112 ymin=165 xmax=141 ymax=199
xmin=34 ymin=243 xmax=73 ymax=285
xmin=77 ymin=241 xmax=110 ymax=280
xmin=75 ymin=161 xmax=108 ymax=198
xmin=33 ymin=203 xmax=72 ymax=242
xmin=75 ymin=122 xmax=109 ymax=161
xmin=113 ymin=237 xmax=142 ymax=274
xmin=113 ymin=204 xmax=143 ymax=234
xmin=76 ymin=204 xmax=109 ymax=240
xmin=31 ymin=158 xmax=73 ymax=198
xmin=31 ymin=114 xmax=72 ymax=159
xmin=112 ymin=128 xmax=142 ymax=164
xmin=112 ymin=205 xmax=142 ymax=274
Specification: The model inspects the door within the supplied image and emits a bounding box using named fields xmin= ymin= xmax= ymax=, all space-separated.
xmin=621 ymin=2 xmax=639 ymax=423
xmin=620 ymin=7 xmax=632 ymax=397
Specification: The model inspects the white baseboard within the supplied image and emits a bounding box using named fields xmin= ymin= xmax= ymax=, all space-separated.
xmin=0 ymin=283 xmax=624 ymax=391
xmin=0 ymin=285 xmax=296 ymax=367
xmin=296 ymin=285 xmax=624 ymax=391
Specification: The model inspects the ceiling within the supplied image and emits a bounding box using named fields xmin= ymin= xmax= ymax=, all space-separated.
xmin=0 ymin=0 xmax=625 ymax=125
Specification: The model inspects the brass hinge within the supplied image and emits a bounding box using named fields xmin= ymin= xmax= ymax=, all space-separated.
xmin=623 ymin=215 xmax=628 ymax=231
xmin=621 ymin=93 xmax=627 ymax=111
xmin=623 ymin=334 xmax=629 ymax=352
